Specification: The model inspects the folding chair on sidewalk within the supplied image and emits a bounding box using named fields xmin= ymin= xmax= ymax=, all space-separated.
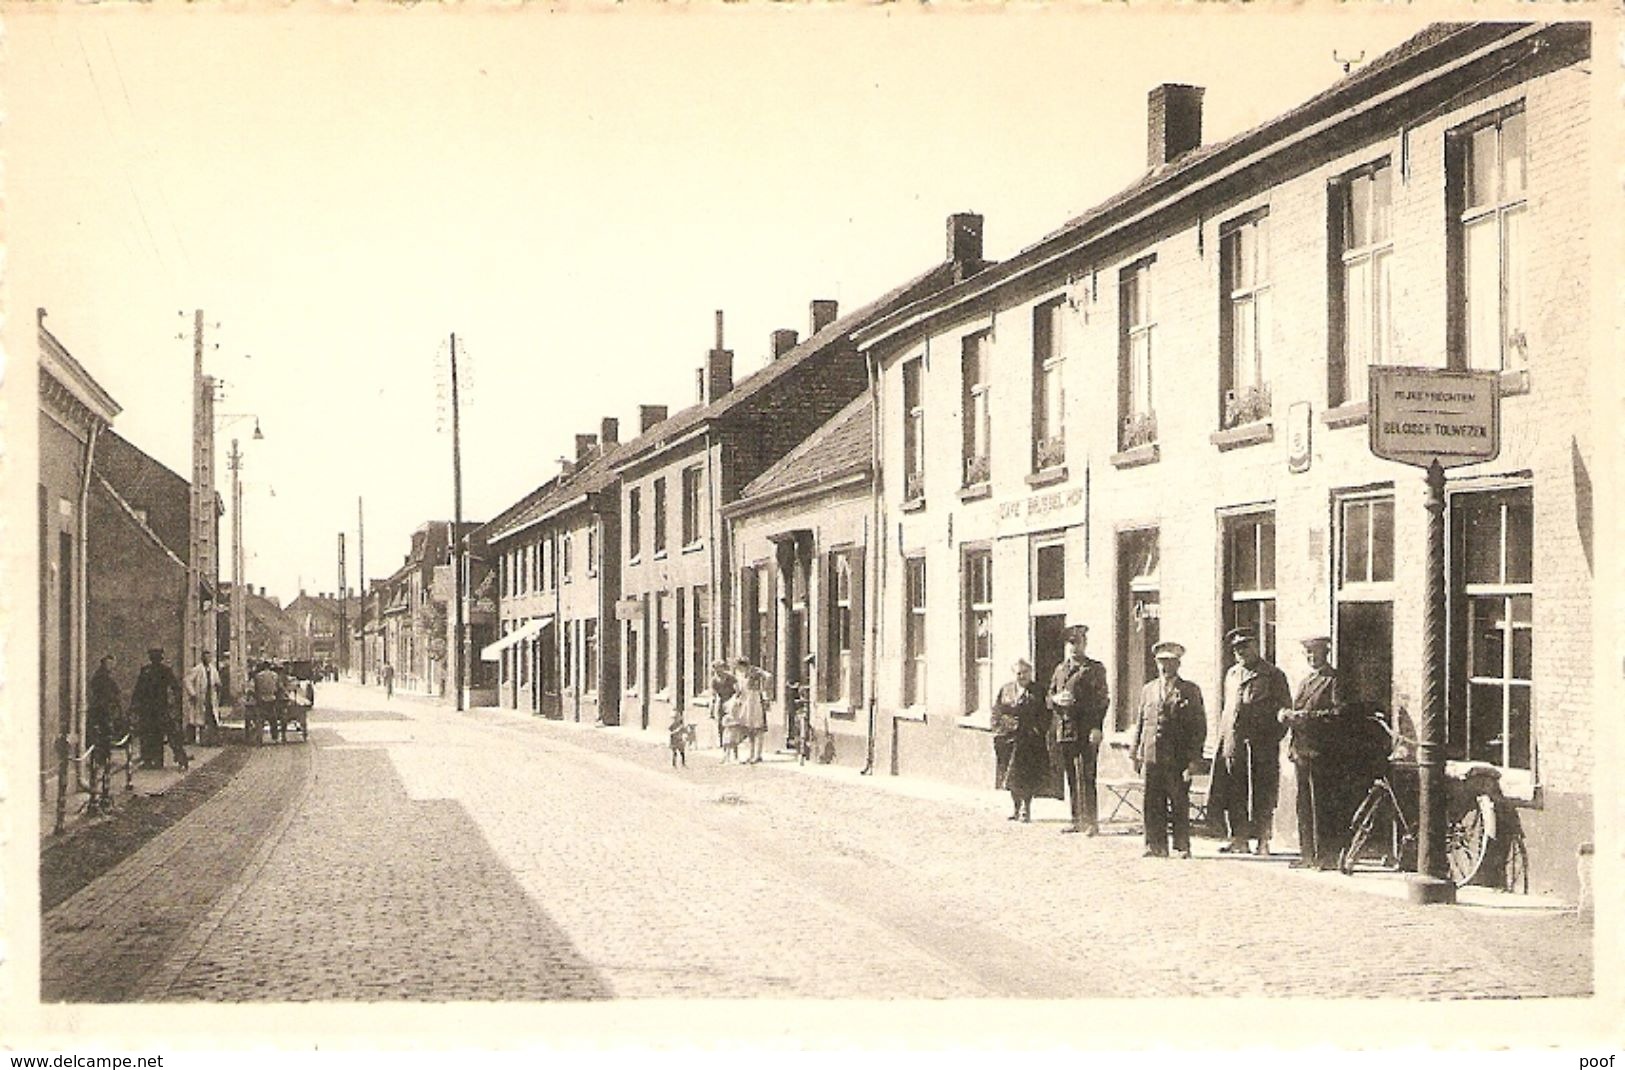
xmin=1100 ymin=777 xmax=1144 ymax=823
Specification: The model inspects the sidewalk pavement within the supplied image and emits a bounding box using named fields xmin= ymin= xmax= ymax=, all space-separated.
xmin=459 ymin=697 xmax=1572 ymax=916
xmin=40 ymin=742 xmax=229 ymax=845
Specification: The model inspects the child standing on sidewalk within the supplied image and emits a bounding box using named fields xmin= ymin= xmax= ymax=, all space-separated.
xmin=669 ymin=711 xmax=689 ymax=768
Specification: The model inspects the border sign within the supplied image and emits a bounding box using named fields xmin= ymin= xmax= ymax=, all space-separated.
xmin=1368 ymin=365 xmax=1500 ymax=469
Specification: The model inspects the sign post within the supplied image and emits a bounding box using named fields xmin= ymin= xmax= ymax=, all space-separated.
xmin=1368 ymin=366 xmax=1500 ymax=905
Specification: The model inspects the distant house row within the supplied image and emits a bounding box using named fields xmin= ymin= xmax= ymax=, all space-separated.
xmin=373 ymin=24 xmax=1597 ymax=901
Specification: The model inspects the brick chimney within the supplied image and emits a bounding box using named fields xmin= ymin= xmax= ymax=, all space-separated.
xmin=947 ymin=213 xmax=984 ymax=281
xmin=639 ymin=404 xmax=668 ymax=433
xmin=810 ymin=299 xmax=839 ymax=335
xmin=600 ymin=417 xmax=619 ymax=446
xmin=575 ymin=433 xmax=597 ymax=462
xmin=771 ymin=329 xmax=799 ymax=360
xmin=1147 ymin=83 xmax=1204 ymax=168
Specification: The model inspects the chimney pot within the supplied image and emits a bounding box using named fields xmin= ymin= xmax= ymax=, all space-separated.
xmin=600 ymin=417 xmax=619 ymax=445
xmin=714 ymin=309 xmax=725 ymax=350
xmin=1147 ymin=84 xmax=1204 ymax=167
xmin=703 ymin=313 xmax=734 ymax=403
xmin=810 ymin=299 xmax=839 ymax=334
xmin=639 ymin=404 xmax=668 ymax=433
xmin=771 ymin=329 xmax=799 ymax=359
xmin=947 ymin=213 xmax=984 ymax=278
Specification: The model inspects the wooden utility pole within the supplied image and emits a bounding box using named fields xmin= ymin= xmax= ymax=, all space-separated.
xmin=358 ymin=496 xmax=367 ymax=684
xmin=449 ymin=333 xmax=466 ymax=711
xmin=228 ymin=438 xmax=247 ymax=702
xmin=187 ymin=310 xmax=219 ymax=676
xmin=337 ymin=533 xmax=348 ymax=675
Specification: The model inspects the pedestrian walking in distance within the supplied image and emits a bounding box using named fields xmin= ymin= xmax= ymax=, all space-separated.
xmin=993 ymin=659 xmax=1049 ymax=823
xmin=668 ymin=711 xmax=689 ymax=768
xmin=1047 ymin=625 xmax=1110 ymax=835
xmin=383 ymin=662 xmax=395 ymax=699
xmin=1210 ymin=627 xmax=1291 ymax=856
xmin=131 ymin=648 xmax=187 ymax=771
xmin=1131 ymin=642 xmax=1206 ymax=859
xmin=1281 ymin=635 xmax=1354 ymax=870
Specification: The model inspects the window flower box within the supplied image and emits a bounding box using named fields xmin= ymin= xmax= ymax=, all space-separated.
xmin=1223 ymin=383 xmax=1273 ymax=430
xmin=1035 ymin=435 xmax=1066 ymax=471
xmin=1120 ymin=410 xmax=1157 ymax=450
xmin=962 ymin=454 xmax=990 ymax=488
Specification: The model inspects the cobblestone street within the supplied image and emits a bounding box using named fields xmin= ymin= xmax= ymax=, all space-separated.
xmin=43 ymin=683 xmax=1593 ymax=1002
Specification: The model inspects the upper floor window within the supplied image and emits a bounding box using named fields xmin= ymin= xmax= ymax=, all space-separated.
xmin=627 ymin=486 xmax=642 ymax=560
xmin=1032 ymin=298 xmax=1066 ymax=471
xmin=653 ymin=477 xmax=668 ymax=554
xmin=561 ymin=533 xmax=573 ymax=582
xmin=586 ymin=525 xmax=598 ymax=577
xmin=1119 ymin=261 xmax=1156 ymax=449
xmin=1450 ymin=107 xmax=1527 ymax=373
xmin=681 ymin=465 xmax=702 ymax=546
xmin=1331 ymin=162 xmax=1394 ymax=407
xmin=961 ymin=330 xmax=992 ymax=487
xmin=903 ymin=357 xmax=925 ymax=501
xmin=1220 ymin=212 xmax=1272 ymax=428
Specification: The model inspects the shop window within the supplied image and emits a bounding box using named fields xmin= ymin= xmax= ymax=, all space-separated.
xmin=628 ymin=488 xmax=642 ymax=561
xmin=1330 ymin=162 xmax=1394 ymax=407
xmin=653 ymin=478 xmax=668 ymax=555
xmin=1220 ymin=212 xmax=1273 ymax=428
xmin=1118 ymin=261 xmax=1156 ymax=449
xmin=583 ymin=619 xmax=598 ymax=695
xmin=1449 ymin=107 xmax=1527 ymax=372
xmin=1032 ymin=299 xmax=1066 ymax=471
xmin=1336 ymin=494 xmax=1395 ymax=716
xmin=962 ymin=329 xmax=992 ymax=487
xmin=1449 ymin=487 xmax=1533 ymax=771
xmin=963 ymin=548 xmax=994 ymax=720
xmin=903 ymin=556 xmax=927 ymax=708
xmin=1223 ymin=511 xmax=1276 ymax=663
xmin=1115 ymin=528 xmax=1159 ymax=733
xmin=903 ymin=357 xmax=926 ymax=502
xmin=682 ymin=466 xmax=702 ymax=547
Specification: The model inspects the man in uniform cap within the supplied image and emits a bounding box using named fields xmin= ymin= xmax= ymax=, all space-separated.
xmin=1280 ymin=635 xmax=1353 ymax=869
xmin=1047 ymin=624 xmax=1111 ymax=835
xmin=1131 ymin=641 xmax=1206 ymax=858
xmin=130 ymin=648 xmax=187 ymax=770
xmin=1210 ymin=627 xmax=1290 ymax=855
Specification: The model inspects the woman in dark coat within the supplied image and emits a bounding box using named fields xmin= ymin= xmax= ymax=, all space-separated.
xmin=993 ymin=659 xmax=1051 ymax=822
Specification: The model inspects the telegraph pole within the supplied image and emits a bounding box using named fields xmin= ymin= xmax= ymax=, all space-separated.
xmin=358 ymin=496 xmax=367 ymax=684
xmin=229 ymin=439 xmax=247 ymax=704
xmin=449 ymin=333 xmax=466 ymax=711
xmin=187 ymin=310 xmax=220 ymax=677
xmin=337 ymin=533 xmax=349 ymax=676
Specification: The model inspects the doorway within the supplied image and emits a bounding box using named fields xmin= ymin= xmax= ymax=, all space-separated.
xmin=1115 ymin=528 xmax=1160 ymax=733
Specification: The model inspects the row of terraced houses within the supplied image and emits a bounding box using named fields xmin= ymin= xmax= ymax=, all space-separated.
xmin=445 ymin=24 xmax=1595 ymax=900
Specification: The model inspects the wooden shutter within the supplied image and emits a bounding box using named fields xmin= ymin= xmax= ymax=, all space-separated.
xmin=764 ymin=564 xmax=778 ymax=684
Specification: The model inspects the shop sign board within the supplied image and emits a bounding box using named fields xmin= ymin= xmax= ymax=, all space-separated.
xmin=1369 ymin=366 xmax=1500 ymax=469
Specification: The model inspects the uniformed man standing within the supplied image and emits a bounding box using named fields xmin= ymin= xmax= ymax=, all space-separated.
xmin=131 ymin=648 xmax=187 ymax=770
xmin=1211 ymin=627 xmax=1290 ymax=856
xmin=1280 ymin=635 xmax=1351 ymax=870
xmin=1047 ymin=624 xmax=1111 ymax=836
xmin=1131 ymin=642 xmax=1207 ymax=858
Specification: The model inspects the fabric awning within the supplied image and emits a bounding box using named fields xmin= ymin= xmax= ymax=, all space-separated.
xmin=480 ymin=615 xmax=552 ymax=661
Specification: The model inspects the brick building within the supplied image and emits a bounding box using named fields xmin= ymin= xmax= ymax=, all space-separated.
xmin=483 ymin=426 xmax=623 ymax=722
xmin=376 ymin=520 xmax=482 ymax=698
xmin=853 ymin=23 xmax=1593 ymax=898
xmin=37 ymin=312 xmax=120 ymax=802
xmin=722 ymin=392 xmax=877 ymax=767
xmin=609 ymin=216 xmax=986 ymax=739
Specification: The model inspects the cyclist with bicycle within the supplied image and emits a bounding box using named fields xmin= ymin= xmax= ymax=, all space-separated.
xmin=86 ymin=655 xmax=123 ymax=810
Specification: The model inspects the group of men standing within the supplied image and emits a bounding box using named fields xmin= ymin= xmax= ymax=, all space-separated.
xmin=997 ymin=621 xmax=1368 ymax=868
xmin=87 ymin=647 xmax=224 ymax=775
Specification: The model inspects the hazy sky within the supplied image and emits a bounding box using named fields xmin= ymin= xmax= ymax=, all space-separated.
xmin=6 ymin=6 xmax=1428 ymax=601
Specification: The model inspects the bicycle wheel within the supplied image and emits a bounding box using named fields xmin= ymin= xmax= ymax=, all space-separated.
xmin=1446 ymin=797 xmax=1492 ymax=886
xmin=1501 ymin=832 xmax=1529 ymax=894
xmin=1340 ymin=788 xmax=1383 ymax=874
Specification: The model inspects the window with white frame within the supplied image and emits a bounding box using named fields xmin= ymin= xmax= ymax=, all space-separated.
xmin=681 ymin=466 xmax=702 ymax=547
xmin=1451 ymin=106 xmax=1527 ymax=373
xmin=961 ymin=330 xmax=992 ymax=487
xmin=691 ymin=585 xmax=708 ymax=698
xmin=828 ymin=552 xmax=854 ymax=704
xmin=627 ymin=487 xmax=642 ymax=561
xmin=653 ymin=478 xmax=668 ymax=555
xmin=1119 ymin=261 xmax=1156 ymax=448
xmin=1220 ymin=211 xmax=1273 ymax=428
xmin=1450 ymin=486 xmax=1533 ymax=771
xmin=655 ymin=591 xmax=671 ymax=693
xmin=586 ymin=525 xmax=597 ymax=576
xmin=903 ymin=357 xmax=925 ymax=501
xmin=1336 ymin=493 xmax=1395 ymax=717
xmin=562 ymin=533 xmax=573 ymax=582
xmin=963 ymin=548 xmax=993 ymax=719
xmin=1332 ymin=162 xmax=1393 ymax=407
xmin=904 ymin=556 xmax=927 ymax=707
xmin=1223 ymin=511 xmax=1276 ymax=663
xmin=1032 ymin=298 xmax=1066 ymax=471
xmin=583 ymin=619 xmax=598 ymax=695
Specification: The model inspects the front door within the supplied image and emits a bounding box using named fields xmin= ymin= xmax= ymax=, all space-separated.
xmin=539 ymin=624 xmax=561 ymax=719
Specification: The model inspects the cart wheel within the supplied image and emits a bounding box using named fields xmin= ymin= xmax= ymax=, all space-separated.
xmin=1501 ymin=833 xmax=1529 ymax=894
xmin=1446 ymin=796 xmax=1492 ymax=886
